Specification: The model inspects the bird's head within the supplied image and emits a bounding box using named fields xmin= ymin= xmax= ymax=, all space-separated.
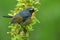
xmin=26 ymin=8 xmax=35 ymax=14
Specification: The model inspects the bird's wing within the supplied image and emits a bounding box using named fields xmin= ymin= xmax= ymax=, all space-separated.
xmin=23 ymin=17 xmax=31 ymax=25
xmin=11 ymin=16 xmax=23 ymax=24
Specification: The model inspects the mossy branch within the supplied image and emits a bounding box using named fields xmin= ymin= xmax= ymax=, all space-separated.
xmin=7 ymin=0 xmax=40 ymax=40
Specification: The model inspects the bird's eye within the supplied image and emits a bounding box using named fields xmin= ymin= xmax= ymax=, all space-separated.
xmin=30 ymin=9 xmax=35 ymax=12
xmin=30 ymin=9 xmax=33 ymax=11
xmin=26 ymin=8 xmax=35 ymax=13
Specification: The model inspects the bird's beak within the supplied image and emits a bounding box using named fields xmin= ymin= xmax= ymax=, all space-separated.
xmin=34 ymin=10 xmax=35 ymax=12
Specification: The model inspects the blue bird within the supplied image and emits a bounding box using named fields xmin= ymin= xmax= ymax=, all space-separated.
xmin=3 ymin=8 xmax=35 ymax=25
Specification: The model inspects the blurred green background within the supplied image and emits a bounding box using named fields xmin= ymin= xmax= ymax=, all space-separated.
xmin=0 ymin=0 xmax=60 ymax=40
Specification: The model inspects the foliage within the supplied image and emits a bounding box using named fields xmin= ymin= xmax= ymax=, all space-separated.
xmin=7 ymin=0 xmax=40 ymax=40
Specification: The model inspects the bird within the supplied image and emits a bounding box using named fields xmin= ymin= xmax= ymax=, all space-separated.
xmin=3 ymin=8 xmax=35 ymax=25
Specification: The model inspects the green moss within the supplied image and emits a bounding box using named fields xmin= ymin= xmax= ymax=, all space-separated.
xmin=7 ymin=0 xmax=40 ymax=40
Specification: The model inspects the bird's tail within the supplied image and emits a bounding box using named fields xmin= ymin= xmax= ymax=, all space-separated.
xmin=3 ymin=16 xmax=13 ymax=18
